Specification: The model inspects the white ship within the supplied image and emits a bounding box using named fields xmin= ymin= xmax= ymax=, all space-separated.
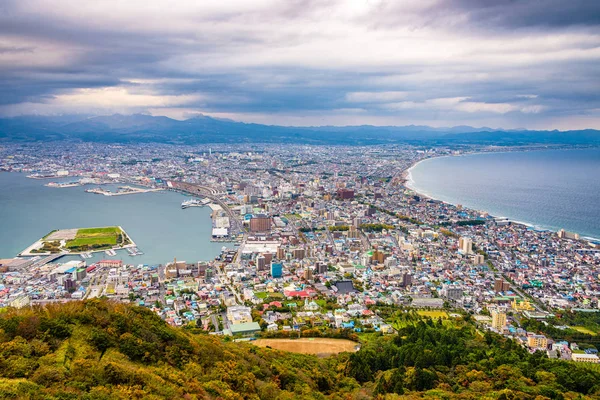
xmin=181 ymin=199 xmax=204 ymax=209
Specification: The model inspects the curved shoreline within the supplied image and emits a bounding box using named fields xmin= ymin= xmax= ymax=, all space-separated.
xmin=402 ymin=149 xmax=600 ymax=243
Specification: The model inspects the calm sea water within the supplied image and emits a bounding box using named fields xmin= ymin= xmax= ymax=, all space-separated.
xmin=408 ymin=148 xmax=600 ymax=240
xmin=0 ymin=173 xmax=230 ymax=264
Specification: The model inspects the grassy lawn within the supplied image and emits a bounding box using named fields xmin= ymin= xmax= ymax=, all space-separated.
xmin=65 ymin=236 xmax=118 ymax=248
xmin=65 ymin=226 xmax=122 ymax=250
xmin=254 ymin=292 xmax=268 ymax=299
xmin=571 ymin=326 xmax=597 ymax=336
xmin=417 ymin=310 xmax=449 ymax=319
xmin=76 ymin=227 xmax=121 ymax=237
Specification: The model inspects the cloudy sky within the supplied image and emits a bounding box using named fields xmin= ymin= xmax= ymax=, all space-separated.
xmin=1 ymin=0 xmax=599 ymax=129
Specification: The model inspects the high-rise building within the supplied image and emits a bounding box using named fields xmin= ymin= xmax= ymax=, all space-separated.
xmin=494 ymin=278 xmax=510 ymax=293
xmin=270 ymin=262 xmax=283 ymax=278
xmin=277 ymin=247 xmax=286 ymax=260
xmin=292 ymin=248 xmax=305 ymax=260
xmin=304 ymin=268 xmax=313 ymax=281
xmin=402 ymin=272 xmax=412 ymax=287
xmin=491 ymin=308 xmax=507 ymax=331
xmin=262 ymin=252 xmax=273 ymax=264
xmin=348 ymin=225 xmax=361 ymax=239
xmin=494 ymin=278 xmax=504 ymax=292
xmin=250 ymin=215 xmax=272 ymax=232
xmin=64 ymin=278 xmax=76 ymax=293
xmin=459 ymin=237 xmax=473 ymax=254
xmin=256 ymin=255 xmax=266 ymax=271
xmin=317 ymin=262 xmax=327 ymax=274
xmin=472 ymin=254 xmax=485 ymax=265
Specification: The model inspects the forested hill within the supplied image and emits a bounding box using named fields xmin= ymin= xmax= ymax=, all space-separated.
xmin=1 ymin=114 xmax=599 ymax=146
xmin=1 ymin=300 xmax=600 ymax=399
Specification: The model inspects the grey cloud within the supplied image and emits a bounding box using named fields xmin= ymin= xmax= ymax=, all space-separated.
xmin=0 ymin=0 xmax=598 ymax=128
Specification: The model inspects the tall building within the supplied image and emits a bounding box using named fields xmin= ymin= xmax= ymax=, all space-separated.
xmin=292 ymin=248 xmax=305 ymax=260
xmin=348 ymin=225 xmax=361 ymax=239
xmin=303 ymin=267 xmax=313 ymax=281
xmin=491 ymin=308 xmax=507 ymax=331
xmin=249 ymin=215 xmax=272 ymax=232
xmin=402 ymin=272 xmax=412 ymax=287
xmin=494 ymin=278 xmax=504 ymax=293
xmin=262 ymin=252 xmax=273 ymax=264
xmin=256 ymin=255 xmax=266 ymax=271
xmin=459 ymin=237 xmax=473 ymax=254
xmin=316 ymin=262 xmax=327 ymax=274
xmin=277 ymin=247 xmax=286 ymax=260
xmin=472 ymin=254 xmax=485 ymax=265
xmin=495 ymin=278 xmax=511 ymax=293
xmin=270 ymin=262 xmax=283 ymax=278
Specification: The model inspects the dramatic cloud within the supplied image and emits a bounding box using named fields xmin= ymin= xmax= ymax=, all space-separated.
xmin=0 ymin=0 xmax=599 ymax=129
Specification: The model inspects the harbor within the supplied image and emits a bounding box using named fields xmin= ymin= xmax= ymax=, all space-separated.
xmin=0 ymin=172 xmax=233 ymax=265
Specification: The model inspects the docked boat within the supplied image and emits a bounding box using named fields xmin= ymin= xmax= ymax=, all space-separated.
xmin=127 ymin=247 xmax=143 ymax=256
xmin=181 ymin=199 xmax=204 ymax=209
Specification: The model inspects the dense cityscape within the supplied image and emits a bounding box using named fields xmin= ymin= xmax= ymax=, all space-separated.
xmin=1 ymin=142 xmax=599 ymax=368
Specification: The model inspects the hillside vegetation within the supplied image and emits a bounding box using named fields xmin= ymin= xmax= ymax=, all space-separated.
xmin=1 ymin=300 xmax=600 ymax=399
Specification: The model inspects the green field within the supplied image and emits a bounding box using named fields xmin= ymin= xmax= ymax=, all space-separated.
xmin=417 ymin=310 xmax=449 ymax=319
xmin=65 ymin=226 xmax=123 ymax=251
xmin=571 ymin=326 xmax=598 ymax=336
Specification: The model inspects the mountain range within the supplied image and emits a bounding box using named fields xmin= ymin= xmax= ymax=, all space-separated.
xmin=1 ymin=113 xmax=599 ymax=146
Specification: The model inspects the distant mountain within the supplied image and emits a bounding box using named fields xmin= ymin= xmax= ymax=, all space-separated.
xmin=1 ymin=113 xmax=599 ymax=146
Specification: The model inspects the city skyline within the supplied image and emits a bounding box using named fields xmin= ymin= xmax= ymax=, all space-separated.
xmin=1 ymin=0 xmax=599 ymax=130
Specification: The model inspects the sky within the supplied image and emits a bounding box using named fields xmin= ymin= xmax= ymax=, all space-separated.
xmin=1 ymin=0 xmax=599 ymax=130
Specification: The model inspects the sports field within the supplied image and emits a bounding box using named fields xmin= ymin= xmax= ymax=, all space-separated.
xmin=417 ymin=310 xmax=449 ymax=318
xmin=571 ymin=326 xmax=597 ymax=336
xmin=252 ymin=338 xmax=358 ymax=355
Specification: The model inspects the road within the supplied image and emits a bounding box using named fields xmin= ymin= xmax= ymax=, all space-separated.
xmin=360 ymin=230 xmax=372 ymax=250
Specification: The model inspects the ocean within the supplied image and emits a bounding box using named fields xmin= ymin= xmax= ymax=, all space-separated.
xmin=407 ymin=148 xmax=600 ymax=240
xmin=0 ymin=172 xmax=231 ymax=264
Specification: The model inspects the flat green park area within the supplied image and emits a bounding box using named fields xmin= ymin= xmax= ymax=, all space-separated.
xmin=30 ymin=226 xmax=131 ymax=254
xmin=65 ymin=227 xmax=122 ymax=250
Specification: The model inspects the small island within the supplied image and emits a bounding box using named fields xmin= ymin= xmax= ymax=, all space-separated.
xmin=20 ymin=226 xmax=134 ymax=256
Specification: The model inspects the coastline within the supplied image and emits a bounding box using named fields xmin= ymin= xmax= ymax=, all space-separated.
xmin=402 ymin=149 xmax=600 ymax=243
